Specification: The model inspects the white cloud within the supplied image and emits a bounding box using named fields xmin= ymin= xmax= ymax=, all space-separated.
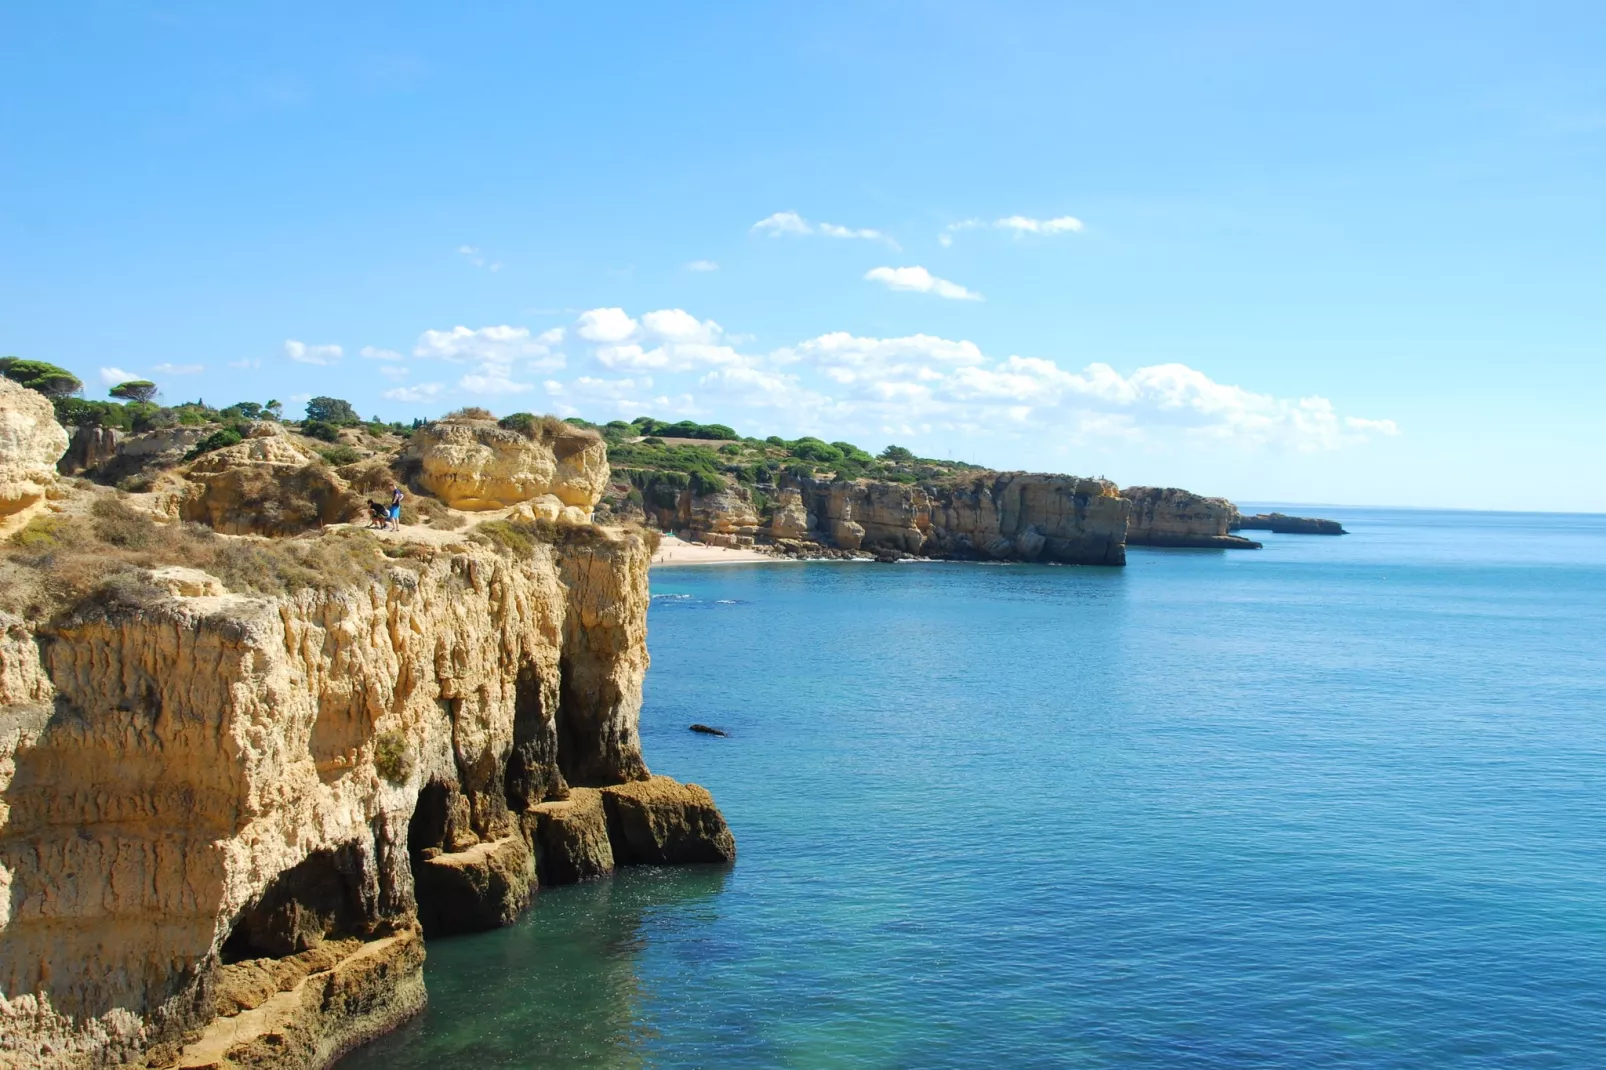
xmin=751 ymin=211 xmax=899 ymax=248
xmin=283 ymin=340 xmax=342 ymax=366
xmin=943 ymin=215 xmax=1085 ymax=241
xmin=99 ymin=366 xmax=138 ymax=385
xmin=413 ymin=325 xmax=564 ymax=371
xmin=575 ymin=307 xmax=639 ymax=343
xmin=378 ymin=365 xmax=409 ymax=381
xmin=864 ymin=266 xmax=983 ymax=301
xmin=360 ymin=346 xmax=405 ymax=361
xmin=640 ymin=308 xmax=721 ymax=344
xmin=151 ymin=362 xmax=205 ymax=374
xmin=382 ymin=383 xmax=444 ymax=403
xmin=750 ymin=211 xmax=812 ymax=237
xmin=685 ymin=259 xmax=719 ymax=272
xmin=1344 ymin=415 xmax=1401 ymax=435
xmin=459 ymin=370 xmax=534 ymax=394
xmin=995 ymin=215 xmax=1084 ymax=234
xmin=228 ymin=358 xmax=261 ymax=370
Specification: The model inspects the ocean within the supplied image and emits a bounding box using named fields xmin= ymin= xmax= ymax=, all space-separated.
xmin=339 ymin=507 xmax=1606 ymax=1068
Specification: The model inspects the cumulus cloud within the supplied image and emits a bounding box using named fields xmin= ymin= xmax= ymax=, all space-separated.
xmin=751 ymin=211 xmax=899 ymax=248
xmin=99 ymin=366 xmax=138 ymax=385
xmin=685 ymin=259 xmax=719 ymax=272
xmin=413 ymin=325 xmax=563 ymax=370
xmin=864 ymin=266 xmax=983 ymax=301
xmin=360 ymin=346 xmax=405 ymax=361
xmin=575 ymin=308 xmax=639 ymax=343
xmin=378 ymin=365 xmax=409 ymax=381
xmin=283 ymin=340 xmax=342 ymax=366
xmin=151 ymin=362 xmax=205 ymax=374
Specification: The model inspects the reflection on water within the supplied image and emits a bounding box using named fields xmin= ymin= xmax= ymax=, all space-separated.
xmin=340 ymin=865 xmax=730 ymax=1069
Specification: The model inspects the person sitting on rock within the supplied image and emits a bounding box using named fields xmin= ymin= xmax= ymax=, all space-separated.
xmin=367 ymin=500 xmax=389 ymax=529
xmin=389 ymin=484 xmax=404 ymax=531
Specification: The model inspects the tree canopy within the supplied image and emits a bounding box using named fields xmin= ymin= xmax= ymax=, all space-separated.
xmin=109 ymin=380 xmax=159 ymax=404
xmin=0 ymin=357 xmax=83 ymax=398
xmin=304 ymin=396 xmax=359 ymax=426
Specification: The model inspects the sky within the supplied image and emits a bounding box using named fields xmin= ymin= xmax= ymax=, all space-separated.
xmin=2 ymin=2 xmax=1603 ymax=510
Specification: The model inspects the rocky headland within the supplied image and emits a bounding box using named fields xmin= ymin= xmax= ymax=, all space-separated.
xmin=0 ymin=394 xmax=733 ymax=1069
xmin=1234 ymin=512 xmax=1348 ymax=535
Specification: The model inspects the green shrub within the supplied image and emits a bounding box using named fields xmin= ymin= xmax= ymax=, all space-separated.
xmin=184 ymin=427 xmax=243 ymax=460
xmin=305 ymin=396 xmax=360 ymax=426
xmin=319 ymin=444 xmax=363 ymax=466
xmin=302 ymin=420 xmax=342 ymax=443
xmin=373 ymin=731 xmax=414 ymax=784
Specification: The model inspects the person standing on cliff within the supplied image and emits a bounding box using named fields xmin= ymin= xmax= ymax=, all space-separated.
xmin=389 ymin=483 xmax=404 ymax=531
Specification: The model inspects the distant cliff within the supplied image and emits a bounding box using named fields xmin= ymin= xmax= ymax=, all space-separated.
xmin=1122 ymin=487 xmax=1261 ymax=549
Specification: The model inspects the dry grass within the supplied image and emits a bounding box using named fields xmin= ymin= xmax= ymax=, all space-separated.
xmin=441 ymin=406 xmax=495 ymax=422
xmin=1 ymin=495 xmax=427 ymax=621
xmin=471 ymin=516 xmax=657 ymax=559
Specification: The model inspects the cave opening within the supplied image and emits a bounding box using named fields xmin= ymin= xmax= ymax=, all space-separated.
xmin=219 ymin=845 xmax=369 ymax=963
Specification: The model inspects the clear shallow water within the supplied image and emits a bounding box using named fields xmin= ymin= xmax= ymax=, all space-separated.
xmin=343 ymin=508 xmax=1606 ymax=1069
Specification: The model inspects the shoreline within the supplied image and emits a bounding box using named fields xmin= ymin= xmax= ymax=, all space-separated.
xmin=650 ymin=535 xmax=792 ymax=567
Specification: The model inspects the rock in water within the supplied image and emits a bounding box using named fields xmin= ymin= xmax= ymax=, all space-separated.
xmin=1234 ymin=512 xmax=1347 ymax=535
xmin=689 ymin=723 xmax=729 ymax=736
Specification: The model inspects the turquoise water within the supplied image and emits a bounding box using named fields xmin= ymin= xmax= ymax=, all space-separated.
xmin=342 ymin=508 xmax=1606 ymax=1068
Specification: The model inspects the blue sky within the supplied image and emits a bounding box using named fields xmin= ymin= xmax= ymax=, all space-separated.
xmin=3 ymin=2 xmax=1603 ymax=509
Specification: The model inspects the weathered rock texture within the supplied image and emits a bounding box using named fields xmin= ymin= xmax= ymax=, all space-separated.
xmin=179 ymin=423 xmax=361 ymax=536
xmin=1122 ymin=486 xmax=1261 ymax=550
xmin=1235 ymin=512 xmax=1348 ymax=535
xmin=0 ymin=427 xmax=734 ymax=1068
xmin=405 ymin=418 xmax=607 ymax=514
xmin=57 ymin=426 xmax=121 ymax=477
xmin=761 ymin=473 xmax=1128 ymax=565
xmin=0 ymin=379 xmax=68 ymax=522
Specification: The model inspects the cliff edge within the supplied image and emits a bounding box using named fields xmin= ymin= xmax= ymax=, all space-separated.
xmin=0 ymin=414 xmax=732 ymax=1069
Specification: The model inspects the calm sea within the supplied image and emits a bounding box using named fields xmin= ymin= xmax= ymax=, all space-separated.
xmin=341 ymin=507 xmax=1606 ymax=1069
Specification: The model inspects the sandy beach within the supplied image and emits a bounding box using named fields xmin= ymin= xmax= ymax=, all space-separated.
xmin=650 ymin=534 xmax=788 ymax=567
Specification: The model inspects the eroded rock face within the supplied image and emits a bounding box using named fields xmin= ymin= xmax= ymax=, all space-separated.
xmin=1122 ymin=487 xmax=1260 ymax=549
xmin=405 ymin=418 xmax=608 ymax=513
xmin=0 ymin=529 xmax=671 ymax=1067
xmin=0 ymin=378 xmax=68 ymax=521
xmin=925 ymin=473 xmax=1129 ymax=565
xmin=179 ymin=424 xmax=360 ymax=535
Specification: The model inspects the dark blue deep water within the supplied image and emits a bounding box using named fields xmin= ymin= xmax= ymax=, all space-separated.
xmin=342 ymin=508 xmax=1606 ymax=1068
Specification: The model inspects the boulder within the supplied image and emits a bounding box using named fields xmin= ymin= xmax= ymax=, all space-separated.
xmin=0 ymin=377 xmax=68 ymax=520
xmin=404 ymin=416 xmax=607 ymax=512
xmin=180 ymin=424 xmax=361 ymax=535
xmin=523 ymin=787 xmax=614 ymax=885
xmin=412 ymin=836 xmax=535 ymax=937
xmin=768 ymin=488 xmax=812 ymax=540
xmin=601 ymin=776 xmax=736 ymax=865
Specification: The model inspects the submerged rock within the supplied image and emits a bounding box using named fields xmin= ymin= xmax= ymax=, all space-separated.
xmin=689 ymin=723 xmax=728 ymax=736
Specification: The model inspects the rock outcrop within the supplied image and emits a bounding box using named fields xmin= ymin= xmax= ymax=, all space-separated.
xmin=1122 ymin=486 xmax=1261 ymax=549
xmin=404 ymin=416 xmax=607 ymax=515
xmin=0 ymin=425 xmax=733 ymax=1068
xmin=1235 ymin=512 xmax=1348 ymax=535
xmin=0 ymin=378 xmax=68 ymax=523
xmin=57 ymin=426 xmax=121 ymax=477
xmin=179 ymin=423 xmax=361 ymax=535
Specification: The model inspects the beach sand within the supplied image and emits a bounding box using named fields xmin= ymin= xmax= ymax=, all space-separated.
xmin=650 ymin=534 xmax=787 ymax=567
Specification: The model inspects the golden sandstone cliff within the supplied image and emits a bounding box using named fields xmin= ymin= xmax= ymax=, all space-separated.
xmin=0 ymin=413 xmax=732 ymax=1070
xmin=0 ymin=380 xmax=67 ymax=528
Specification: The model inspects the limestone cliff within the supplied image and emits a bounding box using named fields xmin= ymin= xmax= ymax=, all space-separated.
xmin=0 ymin=379 xmax=67 ymax=526
xmin=0 ymin=419 xmax=732 ymax=1069
xmin=766 ymin=472 xmax=1127 ymax=565
xmin=1122 ymin=486 xmax=1261 ymax=550
xmin=404 ymin=416 xmax=607 ymax=515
